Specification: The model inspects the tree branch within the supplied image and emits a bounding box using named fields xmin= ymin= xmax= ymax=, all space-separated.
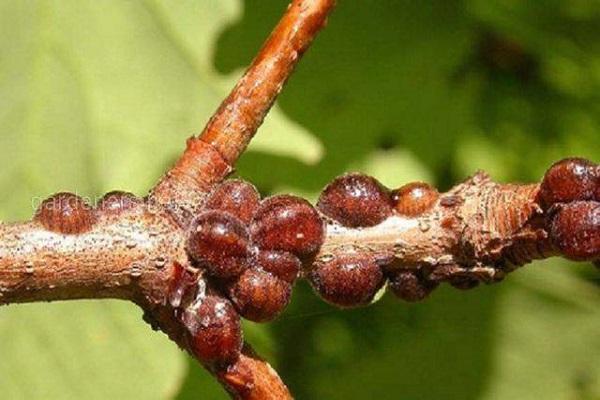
xmin=0 ymin=204 xmax=182 ymax=305
xmin=150 ymin=0 xmax=336 ymax=225
xmin=217 ymin=345 xmax=292 ymax=400
xmin=313 ymin=176 xmax=553 ymax=289
xmin=0 ymin=165 xmax=597 ymax=399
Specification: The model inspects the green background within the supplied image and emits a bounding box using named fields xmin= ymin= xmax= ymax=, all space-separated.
xmin=1 ymin=0 xmax=599 ymax=399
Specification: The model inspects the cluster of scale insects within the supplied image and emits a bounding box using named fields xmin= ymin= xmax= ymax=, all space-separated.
xmin=30 ymin=157 xmax=599 ymax=368
xmin=538 ymin=158 xmax=600 ymax=261
xmin=173 ymin=173 xmax=448 ymax=366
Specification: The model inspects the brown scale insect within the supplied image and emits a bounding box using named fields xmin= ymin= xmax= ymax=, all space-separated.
xmin=34 ymin=192 xmax=96 ymax=234
xmin=205 ymin=179 xmax=261 ymax=225
xmin=186 ymin=211 xmax=250 ymax=279
xmin=317 ymin=173 xmax=393 ymax=227
xmin=250 ymin=195 xmax=324 ymax=257
xmin=387 ymin=269 xmax=438 ymax=302
xmin=181 ymin=295 xmax=243 ymax=366
xmin=308 ymin=253 xmax=384 ymax=308
xmin=550 ymin=201 xmax=599 ymax=261
xmin=227 ymin=267 xmax=292 ymax=322
xmin=253 ymin=250 xmax=301 ymax=283
xmin=391 ymin=182 xmax=439 ymax=217
xmin=97 ymin=191 xmax=142 ymax=213
xmin=539 ymin=158 xmax=598 ymax=208
xmin=448 ymin=277 xmax=480 ymax=290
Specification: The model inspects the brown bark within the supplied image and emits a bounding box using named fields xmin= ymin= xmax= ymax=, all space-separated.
xmin=312 ymin=173 xmax=556 ymax=287
xmin=0 ymin=171 xmax=589 ymax=399
xmin=217 ymin=346 xmax=293 ymax=400
xmin=151 ymin=0 xmax=337 ymax=227
xmin=0 ymin=204 xmax=182 ymax=305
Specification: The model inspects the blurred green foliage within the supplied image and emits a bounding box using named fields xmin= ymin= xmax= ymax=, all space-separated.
xmin=0 ymin=0 xmax=599 ymax=399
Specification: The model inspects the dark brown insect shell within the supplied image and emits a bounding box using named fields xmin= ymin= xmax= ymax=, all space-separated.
xmin=227 ymin=266 xmax=292 ymax=322
xmin=186 ymin=211 xmax=250 ymax=279
xmin=253 ymin=250 xmax=302 ymax=283
xmin=539 ymin=158 xmax=598 ymax=208
xmin=387 ymin=268 xmax=438 ymax=302
xmin=550 ymin=200 xmax=599 ymax=261
xmin=250 ymin=195 xmax=325 ymax=257
xmin=97 ymin=190 xmax=143 ymax=214
xmin=204 ymin=179 xmax=261 ymax=225
xmin=391 ymin=182 xmax=439 ymax=217
xmin=34 ymin=192 xmax=96 ymax=234
xmin=182 ymin=295 xmax=243 ymax=366
xmin=317 ymin=173 xmax=393 ymax=227
xmin=308 ymin=253 xmax=385 ymax=308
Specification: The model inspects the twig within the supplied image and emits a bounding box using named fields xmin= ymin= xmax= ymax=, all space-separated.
xmin=217 ymin=345 xmax=292 ymax=400
xmin=151 ymin=0 xmax=336 ymax=226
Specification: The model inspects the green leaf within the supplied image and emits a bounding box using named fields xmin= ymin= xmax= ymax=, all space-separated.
xmin=0 ymin=301 xmax=186 ymax=400
xmin=0 ymin=0 xmax=321 ymax=222
xmin=480 ymin=261 xmax=600 ymax=400
xmin=352 ymin=148 xmax=434 ymax=188
xmin=249 ymin=103 xmax=324 ymax=165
